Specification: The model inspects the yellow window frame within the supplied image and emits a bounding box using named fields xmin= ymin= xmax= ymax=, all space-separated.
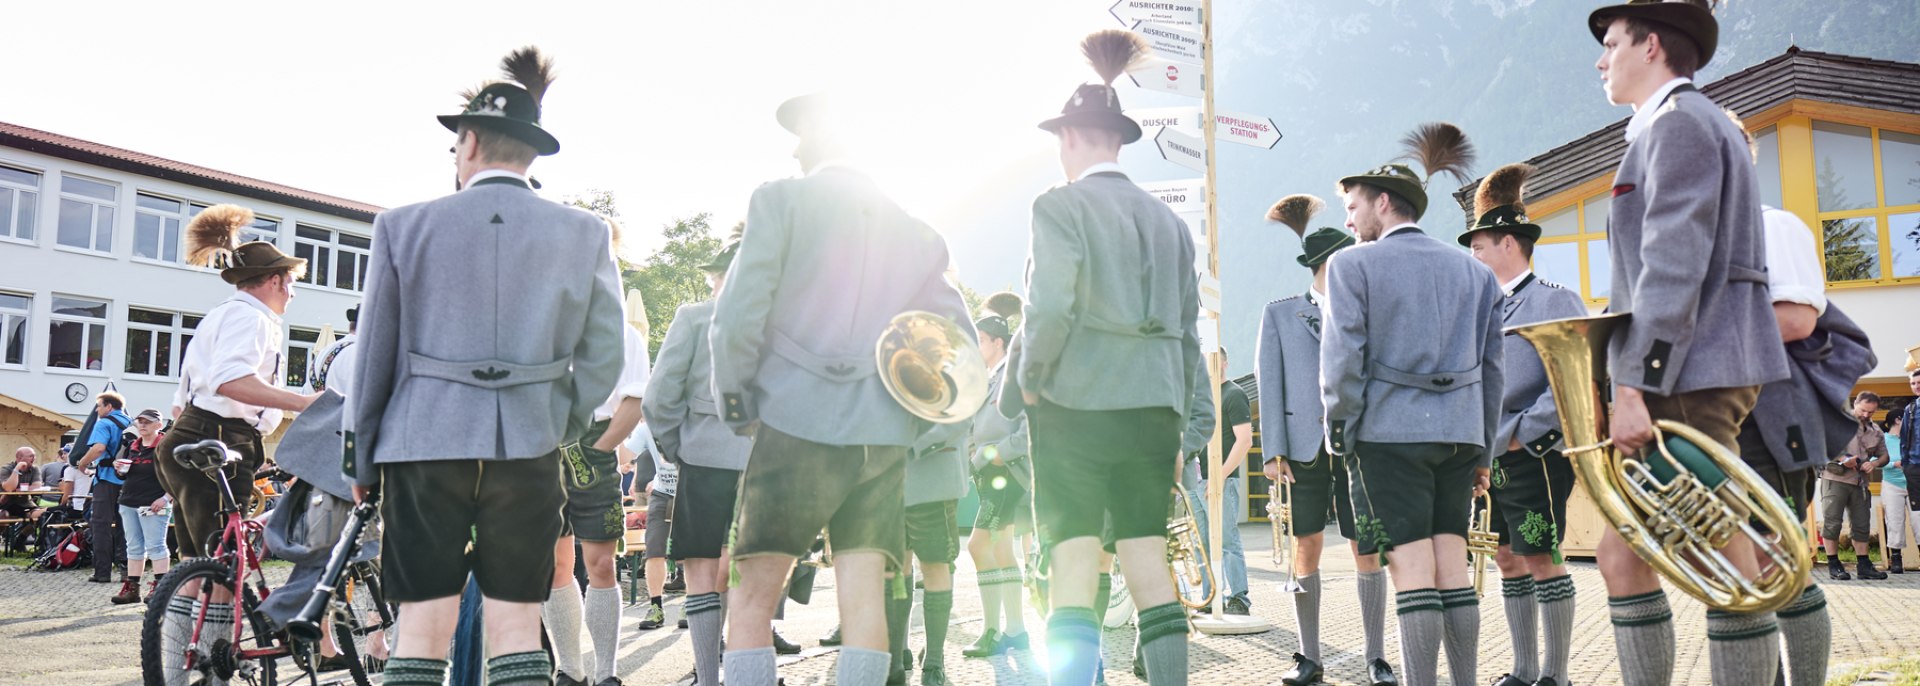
xmin=1529 ymin=175 xmax=1615 ymax=306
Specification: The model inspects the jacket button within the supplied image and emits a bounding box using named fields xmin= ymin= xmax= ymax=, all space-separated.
xmin=1651 ymin=359 xmax=1662 ymax=369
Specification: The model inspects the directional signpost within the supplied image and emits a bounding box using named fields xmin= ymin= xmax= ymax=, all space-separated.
xmin=1128 ymin=56 xmax=1204 ymax=98
xmin=1129 ymin=107 xmax=1203 ymax=139
xmin=1154 ymin=127 xmax=1207 ymax=173
xmin=1213 ymin=111 xmax=1282 ymax=149
xmin=1108 ymin=0 xmax=1201 ymax=27
xmin=1133 ymin=22 xmax=1203 ymax=65
xmin=1137 ymin=178 xmax=1205 ymax=214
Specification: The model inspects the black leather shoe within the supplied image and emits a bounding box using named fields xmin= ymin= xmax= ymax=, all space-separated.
xmin=962 ymin=629 xmax=1000 ymax=658
xmin=921 ymin=666 xmax=948 ymax=686
xmin=1225 ymin=597 xmax=1251 ymax=615
xmin=1531 ymin=678 xmax=1561 ymax=686
xmin=1369 ymin=658 xmax=1400 ymax=686
xmin=819 ymin=625 xmax=843 ymax=646
xmin=555 ymin=674 xmax=590 ymax=686
xmin=772 ymin=630 xmax=802 ymax=655
xmin=1281 ymin=653 xmax=1324 ymax=685
xmin=1492 ymin=674 xmax=1530 ymax=686
xmin=1859 ymin=558 xmax=1889 ymax=580
xmin=1828 ymin=559 xmax=1852 ymax=581
xmin=996 ymin=632 xmax=1029 ymax=653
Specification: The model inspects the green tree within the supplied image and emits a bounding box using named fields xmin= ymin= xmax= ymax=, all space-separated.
xmin=565 ymin=189 xmax=631 ymax=270
xmin=1817 ymin=162 xmax=1879 ymax=281
xmin=625 ymin=213 xmax=723 ymax=355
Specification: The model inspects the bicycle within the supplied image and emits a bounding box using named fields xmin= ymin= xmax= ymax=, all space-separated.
xmin=140 ymin=438 xmax=393 ymax=686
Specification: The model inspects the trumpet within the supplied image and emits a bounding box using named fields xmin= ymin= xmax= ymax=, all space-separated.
xmin=1166 ymin=487 xmax=1217 ymax=610
xmin=1268 ymin=478 xmax=1304 ymax=594
xmin=1467 ymin=493 xmax=1499 ymax=596
xmin=1512 ymin=313 xmax=1811 ymax=613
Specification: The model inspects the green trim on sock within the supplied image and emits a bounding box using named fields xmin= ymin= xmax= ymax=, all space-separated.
xmin=1608 ymin=589 xmax=1667 ymax=606
xmin=1137 ymin=601 xmax=1190 ymax=645
xmin=1501 ymin=575 xmax=1535 ymax=598
xmin=1777 ymin=585 xmax=1827 ymax=619
xmin=1438 ymin=587 xmax=1478 ymax=608
xmin=487 ymin=650 xmax=554 ymax=686
xmin=384 ymin=658 xmax=452 ymax=686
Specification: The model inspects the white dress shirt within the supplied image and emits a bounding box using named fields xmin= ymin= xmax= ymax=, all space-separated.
xmin=1626 ymin=77 xmax=1694 ymax=143
xmin=170 ymin=291 xmax=286 ymax=433
xmin=1076 ymin=161 xmax=1126 ymax=182
xmin=1501 ymin=269 xmax=1535 ymax=297
xmin=592 ymin=324 xmax=651 ymax=422
xmin=465 ymin=168 xmax=531 ymax=188
xmin=1760 ymin=206 xmax=1828 ymax=314
xmin=1383 ymin=222 xmax=1422 ymax=239
xmin=312 ymin=334 xmax=359 ymax=398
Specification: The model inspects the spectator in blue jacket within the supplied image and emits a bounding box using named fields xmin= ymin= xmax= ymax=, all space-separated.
xmin=77 ymin=391 xmax=130 ymax=583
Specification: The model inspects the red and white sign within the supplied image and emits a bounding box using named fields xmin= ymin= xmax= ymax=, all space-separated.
xmin=1128 ymin=57 xmax=1203 ymax=99
xmin=1212 ymin=111 xmax=1283 ymax=149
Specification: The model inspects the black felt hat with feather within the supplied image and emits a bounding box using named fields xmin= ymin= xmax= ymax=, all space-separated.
xmin=1457 ymin=163 xmax=1542 ymax=246
xmin=1039 ymin=30 xmax=1152 ymax=144
xmin=1338 ymin=122 xmax=1476 ymax=221
xmin=1268 ymin=194 xmax=1355 ymax=268
xmin=439 ymin=47 xmax=561 ymax=156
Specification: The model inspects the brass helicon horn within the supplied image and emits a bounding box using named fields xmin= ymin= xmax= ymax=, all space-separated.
xmin=1511 ymin=313 xmax=1811 ymax=613
xmin=1166 ymin=487 xmax=1218 ymax=610
xmin=876 ymin=311 xmax=990 ymax=423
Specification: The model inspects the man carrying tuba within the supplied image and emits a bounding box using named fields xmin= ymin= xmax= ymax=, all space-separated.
xmin=1588 ymin=2 xmax=1793 ymax=684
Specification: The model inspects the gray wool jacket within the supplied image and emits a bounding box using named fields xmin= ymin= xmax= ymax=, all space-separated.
xmin=1256 ymin=292 xmax=1325 ymax=464
xmin=351 ymin=177 xmax=625 ymax=485
xmin=644 ymin=300 xmax=753 ymax=470
xmin=1495 ymin=274 xmax=1589 ymax=458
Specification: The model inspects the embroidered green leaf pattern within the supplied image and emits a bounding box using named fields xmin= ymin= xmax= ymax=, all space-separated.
xmin=1492 ymin=462 xmax=1509 ymax=489
xmin=1356 ymin=514 xmax=1394 ymax=566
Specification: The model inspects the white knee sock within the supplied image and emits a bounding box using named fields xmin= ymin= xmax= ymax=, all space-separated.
xmin=542 ymin=581 xmax=586 ymax=680
xmin=584 ymin=585 xmax=622 ymax=681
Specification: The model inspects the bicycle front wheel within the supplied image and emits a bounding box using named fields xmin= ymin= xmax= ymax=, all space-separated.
xmin=327 ymin=561 xmax=395 ymax=686
xmin=141 ymin=558 xmax=279 ymax=686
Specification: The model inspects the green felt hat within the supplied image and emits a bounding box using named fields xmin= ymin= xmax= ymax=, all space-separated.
xmin=1039 ymin=30 xmax=1151 ymax=145
xmin=701 ymin=241 xmax=740 ymax=273
xmin=1588 ymin=0 xmax=1720 ymax=68
xmin=1457 ymin=205 xmax=1543 ymax=247
xmin=438 ymin=47 xmax=561 ymax=156
xmin=1298 ymin=228 xmax=1357 ymax=268
xmin=1338 ymin=163 xmax=1431 ymax=220
xmin=1457 ymin=162 xmax=1540 ymax=246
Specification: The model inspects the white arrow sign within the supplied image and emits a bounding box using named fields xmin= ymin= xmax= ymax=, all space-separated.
xmin=1155 ymin=127 xmax=1207 ymax=173
xmin=1128 ymin=57 xmax=1203 ymax=99
xmin=1109 ymin=0 xmax=1201 ymax=28
xmin=1138 ymin=178 xmax=1205 ymax=215
xmin=1213 ymin=111 xmax=1283 ymax=149
xmin=1129 ymin=107 xmax=1202 ymax=137
xmin=1132 ymin=22 xmax=1202 ymax=64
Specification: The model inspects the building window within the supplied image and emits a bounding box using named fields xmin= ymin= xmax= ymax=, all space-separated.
xmin=134 ymin=193 xmax=186 ymax=263
xmin=0 ymin=292 xmax=28 ymax=368
xmin=0 ymin=164 xmax=39 ymax=242
xmin=1754 ymin=125 xmax=1784 ymax=210
xmin=125 ymin=307 xmax=197 ymax=378
xmin=286 ymin=327 xmax=320 ymax=388
xmin=190 ymin=203 xmax=279 ymax=245
xmin=293 ymin=225 xmax=371 ymax=292
xmin=46 ymin=296 xmax=108 ymax=371
xmin=56 ymin=175 xmax=116 ymax=252
xmin=1531 ymin=190 xmax=1611 ymax=303
xmin=1813 ymin=119 xmax=1920 ymax=284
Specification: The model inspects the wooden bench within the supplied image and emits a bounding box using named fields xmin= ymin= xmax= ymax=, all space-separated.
xmin=620 ymin=527 xmax=649 ymax=604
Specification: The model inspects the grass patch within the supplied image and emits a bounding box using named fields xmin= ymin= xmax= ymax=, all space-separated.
xmin=1818 ymin=547 xmax=1885 ymax=564
xmin=1828 ymin=654 xmax=1920 ymax=685
xmin=0 ymin=555 xmax=32 ymax=568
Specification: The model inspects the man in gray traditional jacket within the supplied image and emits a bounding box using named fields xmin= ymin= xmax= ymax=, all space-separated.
xmin=643 ymin=242 xmax=752 ymax=686
xmin=1256 ymin=195 xmax=1394 ymax=686
xmin=352 ymin=47 xmax=626 ymax=686
xmin=1459 ymin=164 xmax=1588 ymax=686
xmin=1016 ymin=29 xmax=1201 ymax=686
xmin=1324 ymin=122 xmax=1500 ymax=686
xmin=1589 ymin=3 xmax=1793 ymax=684
xmin=711 ymin=93 xmax=972 ymax=686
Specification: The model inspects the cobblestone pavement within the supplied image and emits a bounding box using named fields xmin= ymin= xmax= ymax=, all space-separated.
xmin=3 ymin=528 xmax=1916 ymax=685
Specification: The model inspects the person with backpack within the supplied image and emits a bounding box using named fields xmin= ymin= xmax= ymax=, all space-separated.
xmin=76 ymin=391 xmax=131 ymax=584
xmin=112 ymin=409 xmax=170 ymax=605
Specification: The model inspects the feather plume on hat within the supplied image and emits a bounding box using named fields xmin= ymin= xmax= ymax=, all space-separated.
xmin=501 ymin=46 xmax=556 ymax=105
xmin=984 ymin=291 xmax=1024 ymax=319
xmin=1267 ymin=194 xmax=1325 ymax=239
xmin=185 ymin=204 xmax=254 ymax=268
xmin=1400 ymin=122 xmax=1477 ymax=187
xmin=1082 ymin=30 xmax=1150 ymax=85
xmin=1475 ymin=163 xmax=1535 ymax=217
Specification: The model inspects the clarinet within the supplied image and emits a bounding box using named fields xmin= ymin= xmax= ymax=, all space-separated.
xmin=285 ymin=486 xmax=380 ymax=642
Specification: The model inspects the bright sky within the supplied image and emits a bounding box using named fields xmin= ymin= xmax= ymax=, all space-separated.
xmin=7 ymin=0 xmax=1139 ymax=289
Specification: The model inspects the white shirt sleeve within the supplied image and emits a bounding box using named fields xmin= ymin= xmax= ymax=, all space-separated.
xmin=329 ymin=343 xmax=360 ymax=399
xmin=207 ymin=309 xmax=274 ymax=389
xmin=1762 ymin=207 xmax=1827 ymax=314
xmin=594 ymin=325 xmax=652 ymax=421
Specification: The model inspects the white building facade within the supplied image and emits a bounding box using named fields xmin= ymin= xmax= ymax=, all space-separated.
xmin=0 ymin=121 xmax=382 ymax=425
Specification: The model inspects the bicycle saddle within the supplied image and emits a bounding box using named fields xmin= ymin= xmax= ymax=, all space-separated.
xmin=176 ymin=438 xmax=240 ymax=474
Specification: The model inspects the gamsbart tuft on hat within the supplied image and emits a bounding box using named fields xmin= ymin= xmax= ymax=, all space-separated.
xmin=1457 ymin=163 xmax=1544 ymax=246
xmin=1588 ymin=0 xmax=1723 ymax=68
xmin=438 ymin=46 xmax=561 ymax=156
xmin=1038 ymin=30 xmax=1153 ymax=144
xmin=185 ymin=204 xmax=308 ymax=285
xmin=1338 ymin=122 xmax=1477 ymax=221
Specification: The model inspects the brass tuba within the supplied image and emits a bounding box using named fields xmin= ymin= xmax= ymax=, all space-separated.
xmin=876 ymin=311 xmax=990 ymax=423
xmin=1167 ymin=487 xmax=1218 ymax=610
xmin=1511 ymin=313 xmax=1811 ymax=613
xmin=1467 ymin=493 xmax=1499 ymax=596
xmin=1268 ymin=480 xmax=1304 ymax=593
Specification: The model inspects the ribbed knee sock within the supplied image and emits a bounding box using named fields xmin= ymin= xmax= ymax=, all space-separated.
xmin=164 ymin=595 xmax=195 ymax=654
xmin=1609 ymin=590 xmax=1675 ymax=686
xmin=838 ymin=646 xmax=892 ymax=686
xmin=1776 ymin=585 xmax=1830 ymax=686
xmin=384 ymin=658 xmax=451 ymax=686
xmin=1046 ymin=607 xmax=1101 ymax=686
xmin=202 ymin=602 xmax=233 ymax=665
xmin=923 ymin=590 xmax=954 ymax=670
xmin=584 ymin=585 xmax=622 ymax=681
xmin=1536 ymin=574 xmax=1577 ymax=684
xmin=1439 ymin=587 xmax=1479 ymax=686
xmin=722 ymin=646 xmax=777 ymax=686
xmin=977 ymin=568 xmax=1005 ymax=633
xmin=885 ymin=580 xmax=912 ymax=679
xmin=1708 ymin=608 xmax=1780 ymax=686
xmin=1358 ymin=570 xmax=1389 ymax=663
xmin=1394 ymin=589 xmax=1444 ymax=686
xmin=486 ymin=651 xmax=553 ymax=686
xmin=1501 ymin=575 xmax=1539 ymax=681
xmin=1293 ymin=572 xmax=1323 ymax=662
xmin=541 ymin=581 xmax=586 ymax=681
xmin=1003 ymin=568 xmax=1028 ymax=637
xmin=1137 ymin=602 xmax=1189 ymax=686
xmin=687 ymin=592 xmax=725 ymax=686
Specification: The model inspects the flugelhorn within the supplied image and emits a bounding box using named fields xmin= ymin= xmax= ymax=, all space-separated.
xmin=1467 ymin=493 xmax=1499 ymax=596
xmin=1511 ymin=313 xmax=1811 ymax=613
xmin=1269 ymin=479 xmax=1304 ymax=594
xmin=876 ymin=311 xmax=990 ymax=423
xmin=1166 ymin=487 xmax=1217 ymax=610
